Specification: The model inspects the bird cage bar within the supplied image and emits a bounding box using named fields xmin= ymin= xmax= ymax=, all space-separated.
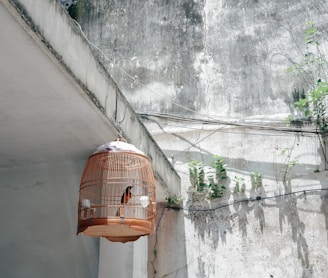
xmin=77 ymin=141 xmax=156 ymax=243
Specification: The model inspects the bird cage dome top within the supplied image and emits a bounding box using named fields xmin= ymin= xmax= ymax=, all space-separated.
xmin=93 ymin=140 xmax=145 ymax=155
xmin=77 ymin=138 xmax=156 ymax=243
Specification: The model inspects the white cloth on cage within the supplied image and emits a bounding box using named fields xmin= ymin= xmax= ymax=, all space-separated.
xmin=93 ymin=141 xmax=144 ymax=155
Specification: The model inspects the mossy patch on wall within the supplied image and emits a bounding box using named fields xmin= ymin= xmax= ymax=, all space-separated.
xmin=67 ymin=0 xmax=84 ymax=21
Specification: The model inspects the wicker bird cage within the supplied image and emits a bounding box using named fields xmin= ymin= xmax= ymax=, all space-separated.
xmin=77 ymin=140 xmax=156 ymax=243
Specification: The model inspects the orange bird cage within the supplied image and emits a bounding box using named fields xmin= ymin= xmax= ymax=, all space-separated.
xmin=77 ymin=139 xmax=156 ymax=243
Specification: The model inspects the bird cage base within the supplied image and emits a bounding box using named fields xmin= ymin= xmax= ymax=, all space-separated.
xmin=78 ymin=218 xmax=153 ymax=243
xmin=104 ymin=235 xmax=141 ymax=243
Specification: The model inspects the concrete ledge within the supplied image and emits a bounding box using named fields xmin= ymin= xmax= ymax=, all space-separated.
xmin=6 ymin=0 xmax=180 ymax=198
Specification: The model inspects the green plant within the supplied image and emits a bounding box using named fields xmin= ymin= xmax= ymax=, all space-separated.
xmin=233 ymin=176 xmax=245 ymax=193
xmin=286 ymin=21 xmax=328 ymax=168
xmin=165 ymin=195 xmax=182 ymax=205
xmin=295 ymin=81 xmax=328 ymax=131
xmin=188 ymin=156 xmax=227 ymax=198
xmin=250 ymin=171 xmax=263 ymax=190
xmin=279 ymin=147 xmax=298 ymax=182
xmin=287 ymin=21 xmax=327 ymax=85
xmin=208 ymin=156 xmax=228 ymax=198
xmin=188 ymin=160 xmax=206 ymax=192
xmin=285 ymin=114 xmax=295 ymax=124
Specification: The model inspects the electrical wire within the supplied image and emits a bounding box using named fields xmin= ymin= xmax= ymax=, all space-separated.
xmin=139 ymin=112 xmax=322 ymax=135
xmin=152 ymin=122 xmax=313 ymax=137
xmin=72 ymin=19 xmax=326 ymax=138
xmin=167 ymin=188 xmax=328 ymax=212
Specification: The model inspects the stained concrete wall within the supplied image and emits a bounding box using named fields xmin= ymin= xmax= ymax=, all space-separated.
xmin=1 ymin=0 xmax=180 ymax=278
xmin=63 ymin=0 xmax=328 ymax=277
xmin=11 ymin=0 xmax=180 ymax=200
xmin=150 ymin=125 xmax=328 ymax=277
xmin=148 ymin=203 xmax=188 ymax=278
xmin=75 ymin=0 xmax=328 ymax=118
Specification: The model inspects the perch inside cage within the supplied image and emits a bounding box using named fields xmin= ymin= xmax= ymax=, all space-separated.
xmin=77 ymin=139 xmax=156 ymax=243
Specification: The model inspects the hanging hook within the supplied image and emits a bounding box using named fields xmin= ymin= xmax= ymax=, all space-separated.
xmin=116 ymin=133 xmax=127 ymax=142
xmin=116 ymin=124 xmax=127 ymax=142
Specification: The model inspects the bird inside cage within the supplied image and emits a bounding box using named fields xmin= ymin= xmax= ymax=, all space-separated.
xmin=116 ymin=186 xmax=133 ymax=216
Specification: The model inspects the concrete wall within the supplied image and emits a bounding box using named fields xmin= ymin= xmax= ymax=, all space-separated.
xmin=0 ymin=162 xmax=99 ymax=278
xmin=99 ymin=237 xmax=148 ymax=278
xmin=11 ymin=0 xmax=180 ymax=200
xmin=150 ymin=125 xmax=328 ymax=277
xmin=64 ymin=0 xmax=328 ymax=277
xmin=1 ymin=0 xmax=181 ymax=277
xmin=75 ymin=0 xmax=328 ymax=118
xmin=148 ymin=203 xmax=188 ymax=278
xmin=0 ymin=1 xmax=100 ymax=276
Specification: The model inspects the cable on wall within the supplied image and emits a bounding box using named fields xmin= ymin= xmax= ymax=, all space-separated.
xmin=72 ymin=19 xmax=323 ymax=138
xmin=139 ymin=112 xmax=321 ymax=136
xmin=167 ymin=188 xmax=328 ymax=212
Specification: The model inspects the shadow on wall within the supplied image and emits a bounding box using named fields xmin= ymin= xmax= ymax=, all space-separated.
xmin=174 ymin=146 xmax=327 ymax=277
xmin=164 ymin=149 xmax=319 ymax=182
xmin=230 ymin=184 xmax=267 ymax=237
xmin=186 ymin=199 xmax=232 ymax=249
xmin=184 ymin=175 xmax=328 ymax=277
xmin=275 ymin=179 xmax=312 ymax=276
xmin=185 ymin=181 xmax=267 ymax=249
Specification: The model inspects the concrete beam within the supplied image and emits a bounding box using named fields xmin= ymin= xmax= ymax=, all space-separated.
xmin=7 ymin=0 xmax=180 ymax=199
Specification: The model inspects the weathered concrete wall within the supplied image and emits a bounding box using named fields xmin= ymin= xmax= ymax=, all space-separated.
xmin=148 ymin=203 xmax=188 ymax=278
xmin=76 ymin=0 xmax=328 ymax=118
xmin=153 ymin=198 xmax=328 ymax=277
xmin=66 ymin=1 xmax=328 ymax=277
xmin=151 ymin=125 xmax=328 ymax=277
xmin=12 ymin=0 xmax=180 ymax=199
xmin=1 ymin=0 xmax=181 ymax=277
